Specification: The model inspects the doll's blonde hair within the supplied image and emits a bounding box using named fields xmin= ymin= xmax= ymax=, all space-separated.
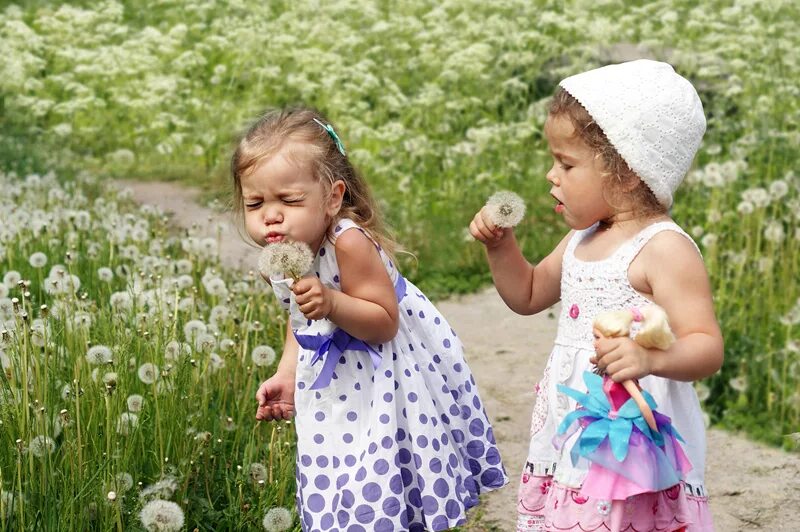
xmin=593 ymin=305 xmax=675 ymax=350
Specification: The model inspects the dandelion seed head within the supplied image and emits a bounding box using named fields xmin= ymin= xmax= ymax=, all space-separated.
xmin=729 ymin=375 xmax=748 ymax=393
xmin=485 ymin=190 xmax=526 ymax=228
xmin=97 ymin=267 xmax=114 ymax=282
xmin=29 ymin=435 xmax=56 ymax=457
xmin=251 ymin=345 xmax=276 ymax=367
xmin=127 ymin=394 xmax=144 ymax=412
xmin=138 ymin=363 xmax=159 ymax=384
xmin=262 ymin=507 xmax=293 ymax=532
xmin=86 ymin=345 xmax=113 ymax=365
xmin=139 ymin=499 xmax=185 ymax=532
xmin=29 ymin=252 xmax=48 ymax=268
xmin=258 ymin=241 xmax=314 ymax=281
xmin=140 ymin=477 xmax=179 ymax=502
xmin=117 ymin=412 xmax=139 ymax=436
xmin=249 ymin=462 xmax=268 ymax=482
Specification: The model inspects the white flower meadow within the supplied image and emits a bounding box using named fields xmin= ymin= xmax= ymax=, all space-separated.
xmin=251 ymin=345 xmax=276 ymax=367
xmin=139 ymin=499 xmax=184 ymax=532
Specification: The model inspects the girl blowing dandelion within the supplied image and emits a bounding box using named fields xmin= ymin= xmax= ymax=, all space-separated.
xmin=469 ymin=60 xmax=723 ymax=531
xmin=232 ymin=107 xmax=507 ymax=532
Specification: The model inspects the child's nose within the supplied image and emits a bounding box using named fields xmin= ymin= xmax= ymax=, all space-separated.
xmin=545 ymin=166 xmax=560 ymax=186
xmin=263 ymin=205 xmax=282 ymax=224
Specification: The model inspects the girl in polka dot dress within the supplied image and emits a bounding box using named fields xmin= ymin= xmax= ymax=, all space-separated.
xmin=469 ymin=61 xmax=723 ymax=531
xmin=232 ymin=107 xmax=507 ymax=532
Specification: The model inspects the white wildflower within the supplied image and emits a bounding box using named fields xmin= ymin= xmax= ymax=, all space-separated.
xmin=29 ymin=252 xmax=48 ymax=268
xmin=251 ymin=345 xmax=276 ymax=367
xmin=700 ymin=233 xmax=717 ymax=248
xmin=219 ymin=338 xmax=235 ymax=352
xmin=262 ymin=507 xmax=293 ymax=532
xmin=98 ymin=267 xmax=114 ymax=282
xmin=140 ymin=477 xmax=179 ymax=502
xmin=258 ymin=241 xmax=314 ymax=281
xmin=3 ymin=271 xmax=21 ymax=288
xmin=764 ymin=221 xmax=785 ymax=243
xmin=29 ymin=435 xmax=56 ymax=457
xmin=209 ymin=352 xmax=225 ymax=372
xmin=729 ymin=376 xmax=748 ymax=393
xmin=86 ymin=345 xmax=113 ymax=365
xmin=194 ymin=333 xmax=216 ymax=353
xmin=127 ymin=394 xmax=144 ymax=412
xmin=183 ymin=320 xmax=207 ymax=341
xmin=138 ymin=363 xmax=159 ymax=384
xmin=139 ymin=499 xmax=184 ymax=532
xmin=770 ymin=179 xmax=789 ymax=199
xmin=485 ymin=191 xmax=526 ymax=228
xmin=249 ymin=462 xmax=268 ymax=482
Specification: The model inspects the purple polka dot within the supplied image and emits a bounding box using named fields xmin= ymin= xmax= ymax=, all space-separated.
xmin=314 ymin=433 xmax=324 ymax=444
xmin=315 ymin=475 xmax=331 ymax=489
xmin=398 ymin=448 xmax=411 ymax=464
xmin=347 ymin=411 xmax=357 ymax=422
xmin=337 ymin=473 xmax=349 ymax=489
xmin=409 ymin=523 xmax=425 ymax=532
xmin=395 ymin=428 xmax=406 ymax=441
xmin=418 ymin=311 xmax=425 ymax=318
xmin=383 ymin=392 xmax=393 ymax=402
xmin=407 ymin=392 xmax=418 ymax=402
xmin=300 ymin=472 xmax=308 ymax=488
xmin=321 ymin=513 xmax=334 ymax=529
xmin=433 ymin=354 xmax=441 ymax=363
xmin=363 ymin=482 xmax=382 ymax=503
xmin=334 ymin=274 xmax=340 ymax=282
xmin=315 ymin=411 xmax=325 ymax=421
xmin=413 ymin=453 xmax=423 ymax=468
xmin=333 ymin=456 xmax=340 ymax=467
xmin=467 ymin=458 xmax=481 ymax=476
xmin=446 ymin=499 xmax=461 ymax=519
xmin=408 ymin=488 xmax=422 ymax=508
xmin=467 ymin=440 xmax=485 ymax=458
xmin=301 ymin=455 xmax=312 ymax=466
xmin=341 ymin=489 xmax=355 ymax=508
xmin=430 ymin=457 xmax=442 ymax=473
xmin=368 ymin=442 xmax=378 ymax=454
xmin=486 ymin=446 xmax=501 ymax=465
xmin=355 ymin=382 xmax=361 ymax=390
xmin=452 ymin=429 xmax=465 ymax=443
xmin=298 ymin=381 xmax=306 ymax=390
xmin=449 ymin=405 xmax=459 ymax=416
xmin=303 ymin=510 xmax=312 ymax=528
xmin=389 ymin=474 xmax=403 ymax=494
xmin=374 ymin=459 xmax=389 ymax=475
xmin=473 ymin=396 xmax=481 ymax=409
xmin=416 ymin=435 xmax=428 ymax=448
xmin=282 ymin=298 xmax=290 ymax=304
xmin=422 ymin=495 xmax=439 ymax=514
xmin=401 ymin=467 xmax=413 ymax=487
xmin=383 ymin=495 xmax=401 ymax=516
xmin=375 ymin=517 xmax=395 ymax=531
xmin=345 ymin=455 xmax=356 ymax=466
xmin=379 ymin=414 xmax=390 ymax=424
xmin=419 ymin=414 xmax=428 ymax=424
xmin=469 ymin=418 xmax=485 ymax=437
xmin=434 ymin=317 xmax=441 ymax=324
xmin=407 ymin=309 xmax=413 ymax=316
xmin=356 ymin=466 xmax=367 ymax=481
xmin=461 ymin=405 xmax=472 ymax=420
xmin=382 ymin=436 xmax=393 ymax=449
xmin=448 ymin=453 xmax=459 ymax=468
xmin=432 ymin=515 xmax=449 ymax=530
xmin=355 ymin=504 xmax=375 ymax=524
xmin=307 ymin=493 xmax=325 ymax=512
xmin=481 ymin=467 xmax=505 ymax=488
xmin=337 ymin=510 xmax=350 ymax=528
xmin=316 ymin=455 xmax=329 ymax=467
xmin=454 ymin=363 xmax=463 ymax=372
xmin=349 ymin=525 xmax=367 ymax=532
xmin=443 ymin=339 xmax=451 ymax=348
xmin=432 ymin=438 xmax=440 ymax=451
xmin=404 ymin=369 xmax=412 ymax=377
xmin=319 ymin=247 xmax=326 ymax=256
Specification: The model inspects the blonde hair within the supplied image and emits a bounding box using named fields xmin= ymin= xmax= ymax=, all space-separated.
xmin=593 ymin=305 xmax=675 ymax=350
xmin=231 ymin=107 xmax=398 ymax=258
xmin=548 ymin=88 xmax=666 ymax=221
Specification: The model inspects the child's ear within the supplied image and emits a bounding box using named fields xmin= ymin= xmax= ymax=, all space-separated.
xmin=326 ymin=179 xmax=346 ymax=217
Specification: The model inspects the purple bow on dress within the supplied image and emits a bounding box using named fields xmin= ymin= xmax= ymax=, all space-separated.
xmin=294 ymin=274 xmax=407 ymax=390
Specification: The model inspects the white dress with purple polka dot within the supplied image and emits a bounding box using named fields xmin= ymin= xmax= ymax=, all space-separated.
xmin=270 ymin=218 xmax=507 ymax=532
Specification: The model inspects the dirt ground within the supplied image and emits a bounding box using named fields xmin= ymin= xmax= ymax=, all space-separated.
xmin=121 ymin=180 xmax=800 ymax=532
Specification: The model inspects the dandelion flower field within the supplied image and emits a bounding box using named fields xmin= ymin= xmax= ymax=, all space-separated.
xmin=1 ymin=0 xmax=799 ymax=529
xmin=0 ymin=173 xmax=295 ymax=529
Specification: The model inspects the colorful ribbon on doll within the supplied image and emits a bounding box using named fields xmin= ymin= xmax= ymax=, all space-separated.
xmin=556 ymin=371 xmax=684 ymax=464
xmin=294 ymin=274 xmax=407 ymax=390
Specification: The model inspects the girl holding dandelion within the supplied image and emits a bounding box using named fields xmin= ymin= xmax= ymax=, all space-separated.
xmin=232 ymin=107 xmax=507 ymax=531
xmin=469 ymin=60 xmax=723 ymax=531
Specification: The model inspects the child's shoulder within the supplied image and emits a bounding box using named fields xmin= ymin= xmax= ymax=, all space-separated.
xmin=635 ymin=220 xmax=705 ymax=274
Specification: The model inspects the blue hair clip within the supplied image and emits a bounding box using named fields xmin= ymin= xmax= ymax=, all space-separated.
xmin=313 ymin=118 xmax=347 ymax=156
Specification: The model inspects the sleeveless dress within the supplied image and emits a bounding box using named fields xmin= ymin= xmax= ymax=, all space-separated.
xmin=270 ymin=218 xmax=507 ymax=532
xmin=516 ymin=221 xmax=714 ymax=532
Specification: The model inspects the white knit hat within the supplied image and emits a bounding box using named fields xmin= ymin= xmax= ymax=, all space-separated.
xmin=559 ymin=59 xmax=706 ymax=208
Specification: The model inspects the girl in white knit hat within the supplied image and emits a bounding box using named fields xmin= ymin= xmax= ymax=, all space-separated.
xmin=469 ymin=59 xmax=722 ymax=531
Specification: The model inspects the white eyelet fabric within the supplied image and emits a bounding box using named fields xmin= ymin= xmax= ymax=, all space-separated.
xmin=559 ymin=59 xmax=706 ymax=208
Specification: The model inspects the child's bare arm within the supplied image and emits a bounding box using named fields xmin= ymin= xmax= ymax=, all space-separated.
xmin=594 ymin=232 xmax=723 ymax=382
xmin=292 ymin=228 xmax=399 ymax=344
xmin=470 ymin=207 xmax=568 ymax=315
xmin=645 ymin=233 xmax=723 ymax=380
xmin=256 ymin=325 xmax=298 ymax=421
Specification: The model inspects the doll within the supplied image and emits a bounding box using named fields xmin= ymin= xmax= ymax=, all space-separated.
xmin=555 ymin=305 xmax=692 ymax=505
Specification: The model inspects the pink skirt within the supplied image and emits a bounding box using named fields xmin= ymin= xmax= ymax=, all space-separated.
xmin=516 ymin=470 xmax=714 ymax=531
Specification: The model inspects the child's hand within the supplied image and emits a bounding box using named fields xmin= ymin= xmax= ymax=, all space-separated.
xmin=292 ymin=277 xmax=334 ymax=320
xmin=469 ymin=207 xmax=511 ymax=248
xmin=591 ymin=329 xmax=653 ymax=382
xmin=255 ymin=373 xmax=295 ymax=421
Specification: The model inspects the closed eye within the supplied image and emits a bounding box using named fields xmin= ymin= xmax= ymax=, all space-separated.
xmin=244 ymin=201 xmax=262 ymax=209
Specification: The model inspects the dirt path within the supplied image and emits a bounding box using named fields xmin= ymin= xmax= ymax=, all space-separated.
xmin=120 ymin=181 xmax=800 ymax=532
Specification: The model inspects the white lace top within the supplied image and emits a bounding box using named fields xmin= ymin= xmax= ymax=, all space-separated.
xmin=526 ymin=221 xmax=709 ymax=496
